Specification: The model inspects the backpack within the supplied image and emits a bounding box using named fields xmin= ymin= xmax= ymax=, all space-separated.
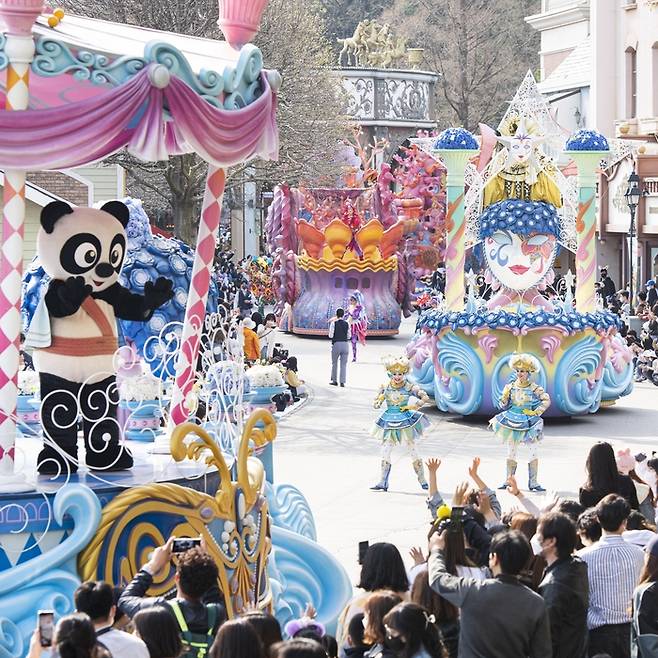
xmin=169 ymin=600 xmax=220 ymax=658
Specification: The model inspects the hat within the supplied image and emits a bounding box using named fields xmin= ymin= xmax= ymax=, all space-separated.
xmin=646 ymin=279 xmax=656 ymax=287
xmin=645 ymin=533 xmax=658 ymax=557
xmin=243 ymin=318 xmax=255 ymax=329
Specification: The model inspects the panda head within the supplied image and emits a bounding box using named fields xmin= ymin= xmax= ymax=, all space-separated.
xmin=37 ymin=200 xmax=130 ymax=292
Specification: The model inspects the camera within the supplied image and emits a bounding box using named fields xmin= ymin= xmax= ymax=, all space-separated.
xmin=429 ymin=506 xmax=465 ymax=538
xmin=172 ymin=537 xmax=201 ymax=553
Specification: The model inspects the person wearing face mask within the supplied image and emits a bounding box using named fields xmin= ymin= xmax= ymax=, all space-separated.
xmin=362 ymin=591 xmax=403 ymax=658
xmin=382 ymin=602 xmax=446 ymax=658
xmin=535 ymin=512 xmax=589 ymax=658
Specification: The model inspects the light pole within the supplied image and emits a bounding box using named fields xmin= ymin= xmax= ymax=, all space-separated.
xmin=624 ymin=170 xmax=641 ymax=315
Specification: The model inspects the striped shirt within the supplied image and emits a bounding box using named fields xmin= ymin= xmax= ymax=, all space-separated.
xmin=579 ymin=534 xmax=645 ymax=629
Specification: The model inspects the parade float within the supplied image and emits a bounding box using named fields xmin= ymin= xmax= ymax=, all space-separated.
xmin=266 ymin=132 xmax=446 ymax=335
xmin=407 ymin=74 xmax=634 ymax=417
xmin=0 ymin=3 xmax=350 ymax=655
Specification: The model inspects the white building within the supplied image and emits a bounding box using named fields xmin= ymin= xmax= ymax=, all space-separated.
xmin=526 ymin=0 xmax=658 ymax=289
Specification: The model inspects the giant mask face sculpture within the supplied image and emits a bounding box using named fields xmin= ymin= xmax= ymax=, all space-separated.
xmin=479 ymin=199 xmax=560 ymax=293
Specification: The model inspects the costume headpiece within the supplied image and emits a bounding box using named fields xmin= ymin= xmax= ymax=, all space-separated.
xmin=509 ymin=353 xmax=539 ymax=373
xmin=496 ymin=116 xmax=546 ymax=185
xmin=383 ymin=355 xmax=410 ymax=375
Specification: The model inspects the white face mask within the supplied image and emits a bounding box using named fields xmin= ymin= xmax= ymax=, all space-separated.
xmin=530 ymin=534 xmax=544 ymax=556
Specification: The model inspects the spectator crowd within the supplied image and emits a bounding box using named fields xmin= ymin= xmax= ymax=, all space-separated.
xmin=24 ymin=440 xmax=658 ymax=658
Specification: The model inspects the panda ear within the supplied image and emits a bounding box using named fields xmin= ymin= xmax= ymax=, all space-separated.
xmin=101 ymin=201 xmax=130 ymax=228
xmin=40 ymin=201 xmax=73 ymax=234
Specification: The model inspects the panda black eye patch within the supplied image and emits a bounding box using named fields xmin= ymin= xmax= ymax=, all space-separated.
xmin=109 ymin=234 xmax=126 ymax=271
xmin=60 ymin=233 xmax=102 ymax=275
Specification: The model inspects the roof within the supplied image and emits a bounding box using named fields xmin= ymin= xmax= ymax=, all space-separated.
xmin=0 ymin=171 xmax=72 ymax=207
xmin=538 ymin=36 xmax=591 ymax=94
xmin=33 ymin=14 xmax=240 ymax=75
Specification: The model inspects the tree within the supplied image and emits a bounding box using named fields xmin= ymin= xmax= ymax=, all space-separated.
xmin=318 ymin=0 xmax=393 ymax=41
xmin=381 ymin=0 xmax=540 ymax=130
xmin=57 ymin=0 xmax=348 ymax=243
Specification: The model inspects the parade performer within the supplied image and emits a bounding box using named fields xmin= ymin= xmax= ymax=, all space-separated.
xmin=370 ymin=355 xmax=430 ymax=492
xmin=490 ymin=353 xmax=551 ymax=492
xmin=346 ymin=290 xmax=367 ymax=362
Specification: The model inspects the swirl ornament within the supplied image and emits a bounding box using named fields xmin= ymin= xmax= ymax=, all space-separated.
xmin=601 ymin=335 xmax=635 ymax=402
xmin=554 ymin=335 xmax=604 ymax=415
xmin=540 ymin=334 xmax=561 ymax=363
xmin=433 ymin=331 xmax=483 ymax=415
xmin=79 ymin=410 xmax=277 ymax=616
xmin=478 ymin=334 xmax=498 ymax=364
xmin=265 ymin=482 xmax=317 ymax=542
xmin=0 ymin=485 xmax=101 ymax=658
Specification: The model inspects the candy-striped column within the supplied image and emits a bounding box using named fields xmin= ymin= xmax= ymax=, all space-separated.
xmin=567 ymin=150 xmax=608 ymax=313
xmin=0 ymin=2 xmax=41 ymax=489
xmin=169 ymin=167 xmax=226 ymax=428
xmin=436 ymin=149 xmax=478 ymax=312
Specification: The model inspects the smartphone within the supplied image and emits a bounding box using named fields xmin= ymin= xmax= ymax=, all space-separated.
xmin=171 ymin=537 xmax=201 ymax=553
xmin=449 ymin=506 xmax=465 ymax=531
xmin=38 ymin=610 xmax=54 ymax=648
xmin=358 ymin=540 xmax=369 ymax=565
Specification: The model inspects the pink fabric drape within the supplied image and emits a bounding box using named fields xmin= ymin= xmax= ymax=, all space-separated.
xmin=0 ymin=65 xmax=278 ymax=169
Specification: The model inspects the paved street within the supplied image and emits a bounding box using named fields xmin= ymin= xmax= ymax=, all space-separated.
xmin=273 ymin=318 xmax=658 ymax=583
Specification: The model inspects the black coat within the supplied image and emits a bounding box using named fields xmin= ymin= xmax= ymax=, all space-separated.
xmin=538 ymin=557 xmax=589 ymax=658
xmin=579 ymin=474 xmax=639 ymax=510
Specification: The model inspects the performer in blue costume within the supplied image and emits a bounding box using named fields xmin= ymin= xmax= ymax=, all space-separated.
xmin=370 ymin=355 xmax=430 ymax=492
xmin=490 ymin=353 xmax=551 ymax=492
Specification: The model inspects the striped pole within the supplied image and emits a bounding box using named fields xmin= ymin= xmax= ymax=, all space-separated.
xmin=567 ymin=150 xmax=608 ymax=313
xmin=169 ymin=167 xmax=226 ymax=428
xmin=0 ymin=1 xmax=41 ymax=490
xmin=436 ymin=149 xmax=478 ymax=312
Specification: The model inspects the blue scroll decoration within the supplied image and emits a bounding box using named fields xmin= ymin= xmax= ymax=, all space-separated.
xmin=30 ymin=38 xmax=265 ymax=108
xmin=269 ymin=526 xmax=353 ymax=637
xmin=266 ymin=483 xmax=317 ymax=542
xmin=554 ymin=335 xmax=604 ymax=415
xmin=0 ymin=485 xmax=101 ymax=658
xmin=410 ymin=356 xmax=435 ymax=397
xmin=601 ymin=336 xmax=635 ymax=402
xmin=433 ymin=331 xmax=483 ymax=415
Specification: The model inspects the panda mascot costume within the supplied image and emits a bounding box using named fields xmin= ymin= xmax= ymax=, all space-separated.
xmin=28 ymin=200 xmax=174 ymax=474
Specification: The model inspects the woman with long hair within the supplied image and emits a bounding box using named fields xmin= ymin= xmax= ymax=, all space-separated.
xmin=270 ymin=639 xmax=327 ymax=658
xmin=579 ymin=442 xmax=639 ymax=509
xmin=442 ymin=527 xmax=487 ymax=581
xmin=27 ymin=613 xmax=109 ymax=658
xmin=383 ymin=602 xmax=446 ymax=658
xmin=133 ymin=606 xmax=182 ymax=658
xmin=631 ymin=536 xmax=658 ymax=656
xmin=209 ymin=618 xmax=264 ymax=658
xmin=510 ymin=512 xmax=545 ymax=591
xmin=336 ymin=543 xmax=409 ymax=652
xmin=410 ymin=572 xmax=458 ymax=658
xmin=362 ymin=591 xmax=403 ymax=658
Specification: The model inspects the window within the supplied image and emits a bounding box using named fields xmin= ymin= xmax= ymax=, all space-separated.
xmin=625 ymin=47 xmax=637 ymax=118
xmin=361 ymin=277 xmax=371 ymax=289
xmin=346 ymin=277 xmax=358 ymax=289
xmin=334 ymin=277 xmax=343 ymax=289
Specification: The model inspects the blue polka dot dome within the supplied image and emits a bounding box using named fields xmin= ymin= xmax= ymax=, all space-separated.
xmin=434 ymin=127 xmax=478 ymax=150
xmin=565 ymin=129 xmax=609 ymax=151
xmin=479 ymin=200 xmax=560 ymax=239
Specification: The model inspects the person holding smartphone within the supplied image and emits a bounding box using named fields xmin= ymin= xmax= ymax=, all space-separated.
xmin=27 ymin=612 xmax=109 ymax=658
xmin=118 ymin=537 xmax=226 ymax=657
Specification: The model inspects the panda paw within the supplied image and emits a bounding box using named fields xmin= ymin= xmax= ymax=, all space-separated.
xmin=143 ymin=277 xmax=174 ymax=309
xmin=58 ymin=276 xmax=92 ymax=310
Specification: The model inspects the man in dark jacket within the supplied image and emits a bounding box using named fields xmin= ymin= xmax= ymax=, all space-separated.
xmin=429 ymin=528 xmax=551 ymax=658
xmin=536 ymin=512 xmax=589 ymax=658
xmin=118 ymin=538 xmax=226 ymax=638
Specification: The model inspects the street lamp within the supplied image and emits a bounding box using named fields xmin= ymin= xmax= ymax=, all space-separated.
xmin=624 ymin=169 xmax=641 ymax=315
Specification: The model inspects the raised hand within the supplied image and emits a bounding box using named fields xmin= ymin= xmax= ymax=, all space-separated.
xmin=426 ymin=458 xmax=441 ymax=474
xmin=409 ymin=546 xmax=426 ymax=566
xmin=453 ymin=481 xmax=469 ymax=507
xmin=144 ymin=277 xmax=174 ymax=309
xmin=59 ymin=275 xmax=91 ymax=309
xmin=506 ymin=474 xmax=521 ymax=497
xmin=468 ymin=457 xmax=481 ymax=480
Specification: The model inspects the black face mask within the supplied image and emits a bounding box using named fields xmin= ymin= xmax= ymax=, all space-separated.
xmin=385 ymin=635 xmax=405 ymax=652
